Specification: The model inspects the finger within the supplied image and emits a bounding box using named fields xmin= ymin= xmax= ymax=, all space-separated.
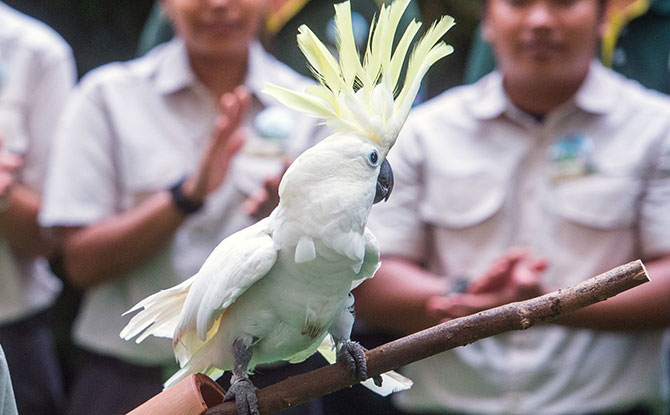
xmin=529 ymin=256 xmax=549 ymax=272
xmin=514 ymin=266 xmax=541 ymax=290
xmin=202 ymin=114 xmax=231 ymax=171
xmin=242 ymin=188 xmax=268 ymax=216
xmin=426 ymin=296 xmax=455 ymax=318
xmin=225 ymin=128 xmax=246 ymax=156
xmin=214 ymin=128 xmax=246 ymax=170
xmin=0 ymin=153 xmax=22 ymax=172
xmin=217 ymin=94 xmax=238 ymax=136
xmin=510 ymin=262 xmax=545 ymax=299
xmin=0 ymin=175 xmax=10 ymax=195
xmin=211 ymin=89 xmax=248 ymax=150
xmin=205 ymin=130 xmax=247 ymax=194
xmin=233 ymin=85 xmax=251 ymax=119
xmin=469 ymin=263 xmax=512 ymax=294
xmin=470 ymin=248 xmax=531 ymax=294
xmin=206 ymin=112 xmax=237 ymax=164
xmin=219 ymin=86 xmax=249 ymax=133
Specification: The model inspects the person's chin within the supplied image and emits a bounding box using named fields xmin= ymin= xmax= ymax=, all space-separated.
xmin=195 ymin=40 xmax=249 ymax=58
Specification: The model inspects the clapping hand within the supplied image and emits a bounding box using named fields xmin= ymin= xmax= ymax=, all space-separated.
xmin=182 ymin=86 xmax=250 ymax=203
xmin=427 ymin=248 xmax=549 ymax=320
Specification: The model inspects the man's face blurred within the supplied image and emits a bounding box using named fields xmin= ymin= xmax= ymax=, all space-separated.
xmin=162 ymin=0 xmax=266 ymax=59
xmin=483 ymin=0 xmax=605 ymax=88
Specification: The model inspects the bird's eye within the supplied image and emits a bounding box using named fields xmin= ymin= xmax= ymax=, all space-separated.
xmin=367 ymin=149 xmax=380 ymax=167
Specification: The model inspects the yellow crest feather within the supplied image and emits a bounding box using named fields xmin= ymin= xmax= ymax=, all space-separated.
xmin=263 ymin=0 xmax=454 ymax=152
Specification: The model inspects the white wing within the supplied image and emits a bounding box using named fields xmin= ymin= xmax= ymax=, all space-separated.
xmin=172 ymin=218 xmax=278 ymax=364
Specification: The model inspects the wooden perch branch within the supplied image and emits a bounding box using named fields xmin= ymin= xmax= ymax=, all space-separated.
xmin=205 ymin=260 xmax=649 ymax=415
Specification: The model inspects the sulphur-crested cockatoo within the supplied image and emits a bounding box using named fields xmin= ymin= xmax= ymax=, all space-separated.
xmin=121 ymin=1 xmax=453 ymax=413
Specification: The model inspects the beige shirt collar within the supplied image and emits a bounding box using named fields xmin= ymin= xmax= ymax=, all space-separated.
xmin=153 ymin=38 xmax=284 ymax=109
xmin=466 ymin=60 xmax=617 ymax=121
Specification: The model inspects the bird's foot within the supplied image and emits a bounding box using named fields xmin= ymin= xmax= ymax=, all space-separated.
xmin=337 ymin=340 xmax=370 ymax=382
xmin=224 ymin=375 xmax=259 ymax=415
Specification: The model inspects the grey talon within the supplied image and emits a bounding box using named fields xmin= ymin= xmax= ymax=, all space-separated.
xmin=338 ymin=340 xmax=368 ymax=381
xmin=224 ymin=377 xmax=259 ymax=415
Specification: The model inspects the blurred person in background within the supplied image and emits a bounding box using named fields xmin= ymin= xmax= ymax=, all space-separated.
xmin=355 ymin=0 xmax=670 ymax=414
xmin=38 ymin=0 xmax=325 ymax=414
xmin=135 ymin=0 xmax=422 ymax=77
xmin=0 ymin=2 xmax=76 ymax=413
xmin=464 ymin=0 xmax=670 ymax=93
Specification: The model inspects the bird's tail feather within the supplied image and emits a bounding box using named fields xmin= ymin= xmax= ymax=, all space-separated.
xmin=164 ymin=336 xmax=226 ymax=389
xmin=120 ymin=277 xmax=194 ymax=342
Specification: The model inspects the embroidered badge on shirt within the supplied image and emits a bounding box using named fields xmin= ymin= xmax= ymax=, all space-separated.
xmin=548 ymin=132 xmax=596 ymax=182
xmin=244 ymin=106 xmax=294 ymax=157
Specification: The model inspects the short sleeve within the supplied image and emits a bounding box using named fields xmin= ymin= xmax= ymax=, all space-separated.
xmin=640 ymin=132 xmax=670 ymax=259
xmin=39 ymin=81 xmax=119 ymax=227
xmin=22 ymin=46 xmax=76 ymax=190
xmin=367 ymin=118 xmax=427 ymax=263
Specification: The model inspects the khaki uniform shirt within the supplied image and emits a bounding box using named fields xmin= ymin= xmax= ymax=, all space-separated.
xmin=368 ymin=62 xmax=670 ymax=414
xmin=0 ymin=2 xmax=75 ymax=324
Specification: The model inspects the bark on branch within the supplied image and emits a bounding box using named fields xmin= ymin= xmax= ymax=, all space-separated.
xmin=201 ymin=260 xmax=649 ymax=414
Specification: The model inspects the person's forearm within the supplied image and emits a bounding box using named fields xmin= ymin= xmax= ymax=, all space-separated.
xmin=0 ymin=185 xmax=53 ymax=258
xmin=62 ymin=190 xmax=188 ymax=289
xmin=555 ymin=255 xmax=670 ymax=331
xmin=354 ymin=256 xmax=446 ymax=335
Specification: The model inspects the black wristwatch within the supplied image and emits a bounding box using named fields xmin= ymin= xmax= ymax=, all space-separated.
xmin=448 ymin=275 xmax=471 ymax=294
xmin=169 ymin=178 xmax=204 ymax=215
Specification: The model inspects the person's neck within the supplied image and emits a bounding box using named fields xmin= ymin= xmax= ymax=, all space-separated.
xmin=503 ymin=76 xmax=583 ymax=119
xmin=188 ymin=49 xmax=249 ymax=100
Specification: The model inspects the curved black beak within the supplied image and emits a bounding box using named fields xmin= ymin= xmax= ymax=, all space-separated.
xmin=374 ymin=158 xmax=394 ymax=204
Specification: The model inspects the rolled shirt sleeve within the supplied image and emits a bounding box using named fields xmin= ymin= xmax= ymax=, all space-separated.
xmin=40 ymin=80 xmax=119 ymax=227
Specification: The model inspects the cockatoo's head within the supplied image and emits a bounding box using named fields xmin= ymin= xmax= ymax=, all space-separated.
xmin=264 ymin=0 xmax=455 ymax=159
xmin=320 ymin=135 xmax=393 ymax=205
xmin=278 ymin=133 xmax=393 ymax=211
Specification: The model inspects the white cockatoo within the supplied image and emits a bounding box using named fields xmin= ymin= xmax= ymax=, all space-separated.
xmin=121 ymin=1 xmax=454 ymax=413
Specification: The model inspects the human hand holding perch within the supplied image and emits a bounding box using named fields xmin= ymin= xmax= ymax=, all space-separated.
xmin=181 ymin=86 xmax=250 ymax=205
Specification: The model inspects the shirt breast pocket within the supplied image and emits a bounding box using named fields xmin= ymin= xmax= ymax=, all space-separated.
xmin=550 ymin=175 xmax=640 ymax=230
xmin=547 ymin=175 xmax=642 ymax=281
xmin=417 ymin=169 xmax=508 ymax=275
xmin=420 ymin=170 xmax=507 ymax=229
